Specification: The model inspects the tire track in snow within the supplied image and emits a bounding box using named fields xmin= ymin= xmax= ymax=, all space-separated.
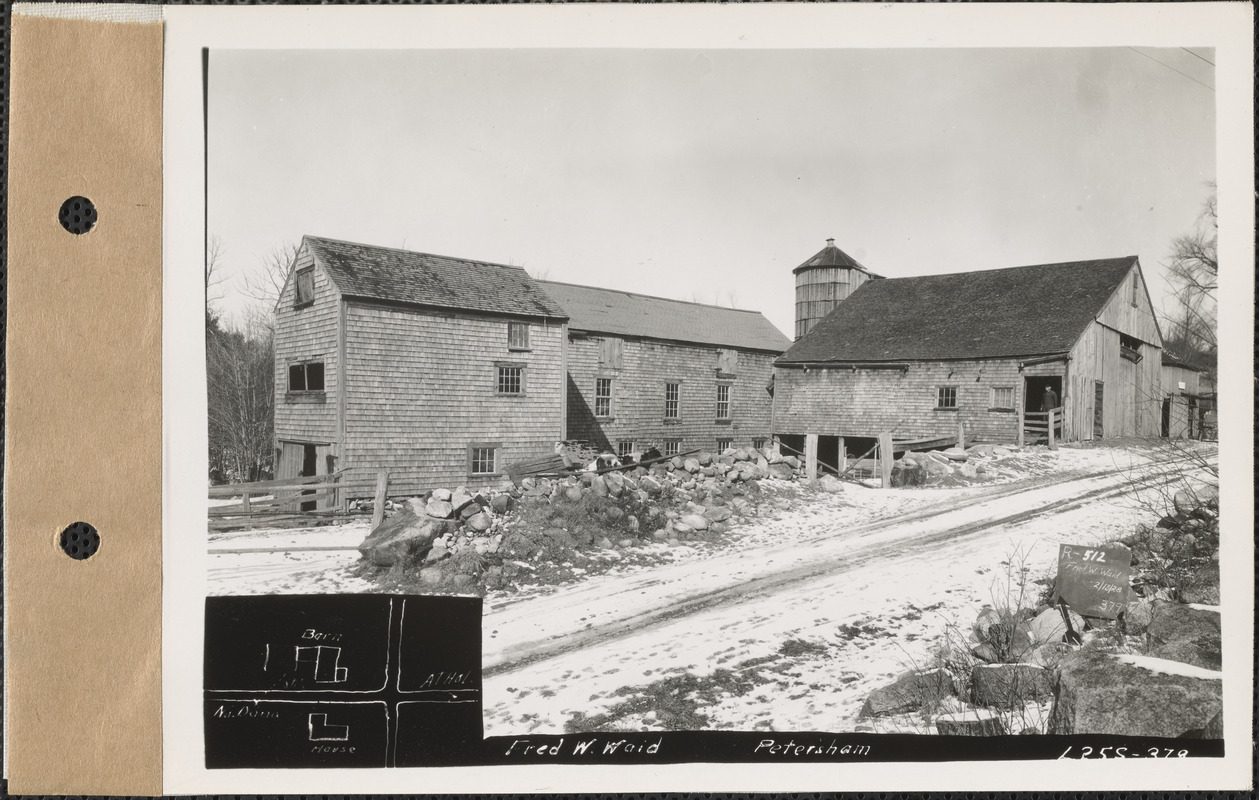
xmin=484 ymin=453 xmax=1211 ymax=678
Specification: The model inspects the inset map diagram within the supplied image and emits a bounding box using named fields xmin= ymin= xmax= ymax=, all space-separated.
xmin=204 ymin=594 xmax=482 ymax=768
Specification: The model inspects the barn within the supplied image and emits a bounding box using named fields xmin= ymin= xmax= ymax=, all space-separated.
xmin=272 ymin=235 xmax=569 ymax=498
xmin=1160 ymin=351 xmax=1206 ymax=439
xmin=772 ymin=254 xmax=1164 ymax=463
xmin=537 ymin=281 xmax=792 ymax=459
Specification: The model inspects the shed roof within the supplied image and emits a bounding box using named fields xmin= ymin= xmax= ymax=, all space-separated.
xmin=779 ymin=256 xmax=1141 ymax=363
xmin=538 ymin=280 xmax=792 ymax=353
xmin=303 ymin=235 xmax=568 ymax=319
xmin=792 ymin=238 xmax=882 ymax=277
xmin=1161 ymin=350 xmax=1205 ymax=371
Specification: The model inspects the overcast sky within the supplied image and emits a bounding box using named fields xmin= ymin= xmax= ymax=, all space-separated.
xmin=208 ymin=46 xmax=1215 ymax=337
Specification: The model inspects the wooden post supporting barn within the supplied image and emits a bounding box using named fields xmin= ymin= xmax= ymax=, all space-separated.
xmin=371 ymin=470 xmax=388 ymax=529
xmin=1047 ymin=409 xmax=1058 ymax=451
xmin=804 ymin=434 xmax=819 ymax=485
xmin=838 ymin=437 xmax=847 ymax=472
xmin=877 ymin=431 xmax=894 ymax=487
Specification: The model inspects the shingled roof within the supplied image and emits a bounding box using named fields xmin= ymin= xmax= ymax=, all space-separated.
xmin=779 ymin=256 xmax=1141 ymax=364
xmin=303 ymin=236 xmax=568 ymax=319
xmin=792 ymin=238 xmax=882 ymax=277
xmin=538 ymin=281 xmax=793 ymax=353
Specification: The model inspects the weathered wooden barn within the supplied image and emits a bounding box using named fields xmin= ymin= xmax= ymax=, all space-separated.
xmin=772 ymin=255 xmax=1164 ymax=460
xmin=1160 ymin=351 xmax=1205 ymax=439
xmin=273 ymin=235 xmax=569 ymax=497
xmin=537 ymin=281 xmax=792 ymax=458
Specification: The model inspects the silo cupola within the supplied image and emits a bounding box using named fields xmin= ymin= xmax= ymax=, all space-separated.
xmin=793 ymin=238 xmax=881 ymax=340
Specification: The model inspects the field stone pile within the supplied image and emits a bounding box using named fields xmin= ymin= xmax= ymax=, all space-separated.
xmin=1122 ymin=484 xmax=1220 ymax=604
xmin=860 ymin=501 xmax=1224 ymax=737
xmin=357 ymin=446 xmax=821 ymax=591
xmin=890 ymin=444 xmax=1013 ymax=487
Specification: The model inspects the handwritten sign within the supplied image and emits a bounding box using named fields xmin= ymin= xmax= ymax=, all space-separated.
xmin=1054 ymin=543 xmax=1132 ymax=619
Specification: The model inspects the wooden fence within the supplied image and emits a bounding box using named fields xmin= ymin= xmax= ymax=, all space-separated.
xmin=1020 ymin=408 xmax=1063 ymax=449
xmin=208 ymin=469 xmax=351 ymax=531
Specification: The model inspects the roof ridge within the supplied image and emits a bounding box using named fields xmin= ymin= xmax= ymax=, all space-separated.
xmin=536 ymin=278 xmax=767 ymax=316
xmin=303 ymin=234 xmax=530 ymax=273
xmin=879 ymin=255 xmax=1139 ymax=282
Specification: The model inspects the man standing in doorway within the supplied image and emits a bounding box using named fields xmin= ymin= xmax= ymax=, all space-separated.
xmin=1041 ymin=385 xmax=1059 ymax=412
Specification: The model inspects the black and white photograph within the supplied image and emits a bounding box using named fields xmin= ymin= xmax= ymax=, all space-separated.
xmin=162 ymin=3 xmax=1253 ymax=792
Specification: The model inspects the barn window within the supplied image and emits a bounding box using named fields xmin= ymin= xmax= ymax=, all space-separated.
xmin=716 ymin=438 xmax=732 ymax=453
xmin=990 ymin=386 xmax=1015 ymax=411
xmin=717 ymin=349 xmax=738 ymax=377
xmin=467 ymin=443 xmax=500 ymax=476
xmin=715 ymin=383 xmax=732 ymax=420
xmin=496 ymin=364 xmax=525 ymax=395
xmin=288 ymin=361 xmax=325 ymax=392
xmin=507 ymin=322 xmax=530 ymax=351
xmin=937 ymin=386 xmax=958 ymax=409
xmin=617 ymin=441 xmax=635 ymax=458
xmin=664 ymin=440 xmax=682 ymax=457
xmin=294 ymin=268 xmax=315 ymax=307
xmin=753 ymin=438 xmax=766 ymax=451
xmin=595 ymin=377 xmax=613 ymax=417
xmin=1119 ymin=333 xmax=1143 ymax=363
xmin=664 ymin=382 xmax=680 ymax=420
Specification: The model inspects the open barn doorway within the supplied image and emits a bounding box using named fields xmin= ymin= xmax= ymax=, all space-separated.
xmin=1023 ymin=376 xmax=1063 ymax=413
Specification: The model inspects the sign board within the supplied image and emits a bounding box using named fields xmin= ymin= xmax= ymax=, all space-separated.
xmin=1054 ymin=543 xmax=1132 ymax=619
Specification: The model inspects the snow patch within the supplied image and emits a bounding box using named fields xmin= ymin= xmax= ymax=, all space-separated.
xmin=1113 ymin=654 xmax=1223 ymax=680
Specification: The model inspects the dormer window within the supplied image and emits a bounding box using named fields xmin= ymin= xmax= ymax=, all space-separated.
xmin=294 ymin=268 xmax=315 ymax=307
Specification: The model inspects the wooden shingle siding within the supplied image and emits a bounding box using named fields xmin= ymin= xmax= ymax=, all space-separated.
xmin=341 ymin=302 xmax=565 ymax=496
xmin=772 ymin=359 xmax=1024 ymax=442
xmin=274 ymin=245 xmax=340 ymax=446
xmin=566 ymin=336 xmax=777 ymax=453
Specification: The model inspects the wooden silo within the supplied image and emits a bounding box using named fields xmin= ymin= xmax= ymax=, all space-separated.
xmin=793 ymin=238 xmax=881 ymax=340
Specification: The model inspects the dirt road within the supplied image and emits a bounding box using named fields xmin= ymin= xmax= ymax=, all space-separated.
xmin=482 ymin=450 xmax=1214 ymax=735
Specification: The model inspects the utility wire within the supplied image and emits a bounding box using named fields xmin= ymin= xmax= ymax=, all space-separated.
xmin=1180 ymin=47 xmax=1216 ymax=67
xmin=1127 ymin=47 xmax=1214 ymax=91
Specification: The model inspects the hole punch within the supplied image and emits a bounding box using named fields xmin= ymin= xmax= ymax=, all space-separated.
xmin=58 ymin=196 xmax=97 ymax=234
xmin=59 ymin=521 xmax=100 ymax=560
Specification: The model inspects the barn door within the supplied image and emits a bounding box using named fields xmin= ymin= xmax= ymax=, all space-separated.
xmin=276 ymin=442 xmax=307 ymax=510
xmin=1093 ymin=382 xmax=1104 ymax=439
xmin=277 ymin=442 xmax=304 ymax=480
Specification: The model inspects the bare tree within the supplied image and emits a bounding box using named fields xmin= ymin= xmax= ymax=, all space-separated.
xmin=206 ymin=235 xmax=226 ymax=330
xmin=207 ymin=238 xmax=291 ymax=484
xmin=241 ymin=241 xmax=299 ymax=307
xmin=1163 ymin=186 xmax=1218 ymax=359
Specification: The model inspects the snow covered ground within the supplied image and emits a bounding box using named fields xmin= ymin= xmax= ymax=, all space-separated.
xmin=205 ymin=441 xmax=1217 ymax=735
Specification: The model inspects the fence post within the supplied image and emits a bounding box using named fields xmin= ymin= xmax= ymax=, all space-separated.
xmin=957 ymin=422 xmax=965 ymax=451
xmin=878 ymin=431 xmax=894 ymax=487
xmin=1017 ymin=405 xmax=1025 ymax=448
xmin=1047 ymin=409 xmax=1058 ymax=451
xmin=838 ymin=437 xmax=847 ymax=473
xmin=241 ymin=492 xmax=251 ymax=514
xmin=371 ymin=470 xmax=388 ymax=529
xmin=804 ymin=434 xmax=819 ymax=485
